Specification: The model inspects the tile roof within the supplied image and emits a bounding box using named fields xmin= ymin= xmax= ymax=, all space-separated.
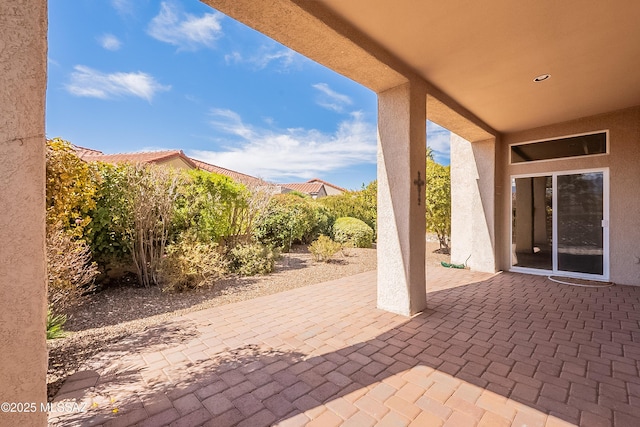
xmin=73 ymin=145 xmax=104 ymax=158
xmin=189 ymin=158 xmax=272 ymax=188
xmin=78 ymin=149 xmax=198 ymax=168
xmin=281 ymin=182 xmax=326 ymax=194
xmin=306 ymin=178 xmax=347 ymax=192
xmin=72 ymin=145 xmax=271 ymax=188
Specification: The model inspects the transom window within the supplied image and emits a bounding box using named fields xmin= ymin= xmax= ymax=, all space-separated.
xmin=511 ymin=131 xmax=607 ymax=164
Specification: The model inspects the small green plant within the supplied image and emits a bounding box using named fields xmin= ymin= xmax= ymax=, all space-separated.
xmin=159 ymin=237 xmax=228 ymax=292
xmin=228 ymin=243 xmax=277 ymax=276
xmin=309 ymin=235 xmax=342 ymax=262
xmin=46 ymin=308 xmax=67 ymax=340
xmin=332 ymin=217 xmax=374 ymax=248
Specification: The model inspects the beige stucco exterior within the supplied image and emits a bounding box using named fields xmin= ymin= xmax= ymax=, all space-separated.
xmin=0 ymin=0 xmax=48 ymax=426
xmin=322 ymin=186 xmax=343 ymax=196
xmin=3 ymin=2 xmax=640 ymax=423
xmin=157 ymin=156 xmax=196 ymax=170
xmin=496 ymin=106 xmax=640 ymax=286
xmin=377 ymin=81 xmax=427 ymax=315
xmin=450 ymin=135 xmax=497 ymax=273
xmin=452 ymin=105 xmax=640 ymax=285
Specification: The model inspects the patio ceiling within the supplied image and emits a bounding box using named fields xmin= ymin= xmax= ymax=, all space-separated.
xmin=204 ymin=0 xmax=640 ymax=138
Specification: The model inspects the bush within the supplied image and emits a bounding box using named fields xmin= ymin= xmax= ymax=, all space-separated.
xmin=253 ymin=194 xmax=316 ymax=251
xmin=159 ymin=237 xmax=228 ymax=292
xmin=309 ymin=235 xmax=342 ymax=262
xmin=46 ymin=138 xmax=98 ymax=236
xmin=317 ymin=180 xmax=377 ymax=236
xmin=332 ymin=217 xmax=374 ymax=248
xmin=47 ymin=223 xmax=99 ymax=311
xmin=425 ymin=157 xmax=451 ymax=251
xmin=307 ymin=204 xmax=333 ymax=243
xmin=174 ymin=170 xmax=250 ymax=244
xmin=87 ymin=163 xmax=182 ymax=287
xmin=86 ymin=163 xmax=132 ymax=267
xmin=46 ymin=308 xmax=67 ymax=340
xmin=125 ymin=164 xmax=182 ymax=288
xmin=228 ymin=243 xmax=277 ymax=276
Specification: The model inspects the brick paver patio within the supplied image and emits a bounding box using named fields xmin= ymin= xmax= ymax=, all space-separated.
xmin=49 ymin=267 xmax=640 ymax=426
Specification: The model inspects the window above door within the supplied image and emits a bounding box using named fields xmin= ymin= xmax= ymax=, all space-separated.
xmin=510 ymin=131 xmax=608 ymax=164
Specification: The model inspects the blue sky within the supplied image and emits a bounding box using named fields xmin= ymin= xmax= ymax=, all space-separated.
xmin=47 ymin=0 xmax=451 ymax=190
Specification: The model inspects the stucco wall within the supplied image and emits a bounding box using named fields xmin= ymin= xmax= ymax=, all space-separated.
xmin=323 ymin=186 xmax=343 ymax=196
xmin=499 ymin=106 xmax=640 ymax=285
xmin=0 ymin=0 xmax=48 ymax=425
xmin=450 ymin=135 xmax=496 ymax=272
xmin=158 ymin=157 xmax=195 ymax=170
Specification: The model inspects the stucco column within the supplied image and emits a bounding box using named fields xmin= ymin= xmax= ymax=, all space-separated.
xmin=0 ymin=1 xmax=48 ymax=426
xmin=377 ymin=81 xmax=427 ymax=316
xmin=450 ymin=134 xmax=496 ymax=272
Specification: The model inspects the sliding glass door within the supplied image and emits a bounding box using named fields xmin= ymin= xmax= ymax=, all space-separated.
xmin=511 ymin=169 xmax=608 ymax=279
xmin=556 ymin=172 xmax=605 ymax=275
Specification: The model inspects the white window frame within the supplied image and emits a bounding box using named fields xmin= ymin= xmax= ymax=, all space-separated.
xmin=510 ymin=167 xmax=609 ymax=281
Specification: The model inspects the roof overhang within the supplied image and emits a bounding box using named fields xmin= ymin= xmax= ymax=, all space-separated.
xmin=202 ymin=0 xmax=640 ymax=141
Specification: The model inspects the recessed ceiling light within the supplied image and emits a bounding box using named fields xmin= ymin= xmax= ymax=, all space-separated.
xmin=534 ymin=74 xmax=551 ymax=82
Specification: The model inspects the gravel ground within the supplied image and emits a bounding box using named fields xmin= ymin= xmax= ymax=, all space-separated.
xmin=47 ymin=239 xmax=449 ymax=399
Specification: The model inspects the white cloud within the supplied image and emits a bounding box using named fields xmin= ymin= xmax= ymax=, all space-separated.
xmin=224 ymin=52 xmax=243 ymax=64
xmin=312 ymin=83 xmax=353 ymax=113
xmin=208 ymin=108 xmax=255 ymax=140
xmin=224 ymin=44 xmax=301 ymax=71
xmin=190 ymin=109 xmax=377 ymax=181
xmin=427 ymin=121 xmax=451 ymax=165
xmin=147 ymin=2 xmax=223 ymax=51
xmin=111 ymin=0 xmax=133 ymax=16
xmin=98 ymin=34 xmax=122 ymax=51
xmin=66 ymin=65 xmax=171 ymax=102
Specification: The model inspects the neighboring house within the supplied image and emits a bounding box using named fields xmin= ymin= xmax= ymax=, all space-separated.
xmin=75 ymin=147 xmax=197 ymax=170
xmin=305 ymin=178 xmax=346 ymax=196
xmin=280 ymin=182 xmax=327 ymax=199
xmin=279 ymin=178 xmax=345 ymax=198
xmin=189 ymin=158 xmax=273 ymax=189
xmin=73 ymin=146 xmax=273 ymax=190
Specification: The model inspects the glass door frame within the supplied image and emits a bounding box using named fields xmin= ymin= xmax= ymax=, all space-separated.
xmin=510 ymin=167 xmax=610 ymax=281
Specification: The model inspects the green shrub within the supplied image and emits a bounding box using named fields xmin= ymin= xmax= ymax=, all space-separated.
xmin=87 ymin=163 xmax=182 ymax=288
xmin=46 ymin=308 xmax=67 ymax=340
xmin=317 ymin=180 xmax=377 ymax=236
xmin=159 ymin=238 xmax=228 ymax=292
xmin=253 ymin=194 xmax=316 ymax=251
xmin=307 ymin=204 xmax=334 ymax=243
xmin=46 ymin=138 xmax=98 ymax=236
xmin=332 ymin=217 xmax=374 ymax=248
xmin=309 ymin=235 xmax=342 ymax=262
xmin=86 ymin=163 xmax=132 ymax=266
xmin=425 ymin=156 xmax=451 ymax=251
xmin=174 ymin=170 xmax=250 ymax=244
xmin=228 ymin=243 xmax=277 ymax=276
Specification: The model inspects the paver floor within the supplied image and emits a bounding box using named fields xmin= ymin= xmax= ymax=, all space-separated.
xmin=49 ymin=267 xmax=640 ymax=426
